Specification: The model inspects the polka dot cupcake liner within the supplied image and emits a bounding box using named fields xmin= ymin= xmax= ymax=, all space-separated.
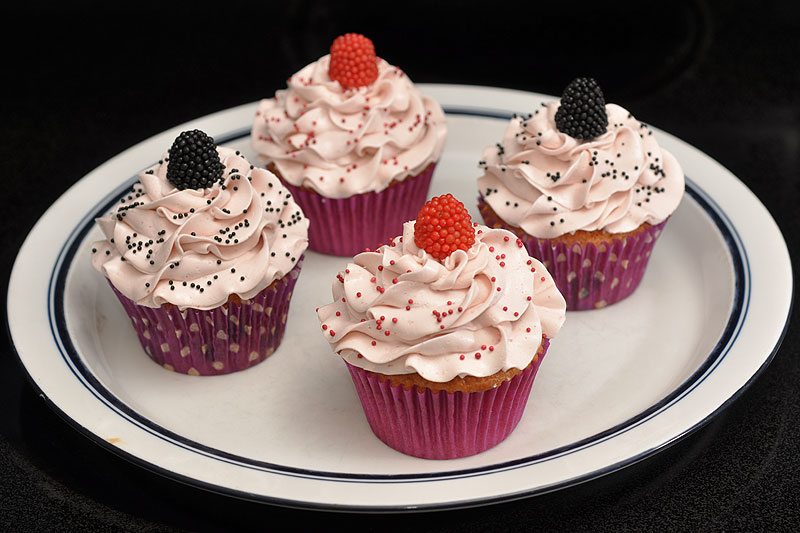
xmin=479 ymin=196 xmax=668 ymax=310
xmin=279 ymin=164 xmax=436 ymax=256
xmin=344 ymin=337 xmax=550 ymax=460
xmin=108 ymin=257 xmax=304 ymax=375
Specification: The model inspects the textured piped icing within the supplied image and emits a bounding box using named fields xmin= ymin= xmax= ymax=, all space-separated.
xmin=317 ymin=222 xmax=566 ymax=382
xmin=478 ymin=102 xmax=684 ymax=239
xmin=251 ymin=55 xmax=447 ymax=198
xmin=91 ymin=147 xmax=309 ymax=310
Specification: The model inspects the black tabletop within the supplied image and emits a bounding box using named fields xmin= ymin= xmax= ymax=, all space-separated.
xmin=2 ymin=1 xmax=799 ymax=530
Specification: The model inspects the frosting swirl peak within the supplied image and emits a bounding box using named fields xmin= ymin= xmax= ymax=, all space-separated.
xmin=317 ymin=222 xmax=565 ymax=382
xmin=251 ymin=55 xmax=446 ymax=198
xmin=92 ymin=147 xmax=309 ymax=310
xmin=478 ymin=102 xmax=684 ymax=238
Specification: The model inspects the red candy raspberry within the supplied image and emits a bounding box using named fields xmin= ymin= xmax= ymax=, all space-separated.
xmin=414 ymin=194 xmax=476 ymax=261
xmin=329 ymin=33 xmax=379 ymax=88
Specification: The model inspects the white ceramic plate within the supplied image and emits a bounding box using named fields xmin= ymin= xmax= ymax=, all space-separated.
xmin=7 ymin=85 xmax=792 ymax=511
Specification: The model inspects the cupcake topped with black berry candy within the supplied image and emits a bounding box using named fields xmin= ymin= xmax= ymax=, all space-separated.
xmin=92 ymin=130 xmax=308 ymax=375
xmin=251 ymin=33 xmax=447 ymax=256
xmin=478 ymin=77 xmax=684 ymax=310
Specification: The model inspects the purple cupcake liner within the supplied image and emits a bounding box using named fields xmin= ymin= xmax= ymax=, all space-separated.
xmin=280 ymin=164 xmax=436 ymax=256
xmin=479 ymin=196 xmax=668 ymax=310
xmin=109 ymin=258 xmax=304 ymax=375
xmin=344 ymin=337 xmax=551 ymax=460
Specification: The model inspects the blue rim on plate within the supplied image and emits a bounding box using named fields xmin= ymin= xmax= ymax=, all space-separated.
xmin=7 ymin=102 xmax=790 ymax=511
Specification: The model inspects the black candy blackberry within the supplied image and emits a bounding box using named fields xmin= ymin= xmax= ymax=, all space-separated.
xmin=166 ymin=130 xmax=225 ymax=190
xmin=554 ymin=77 xmax=608 ymax=140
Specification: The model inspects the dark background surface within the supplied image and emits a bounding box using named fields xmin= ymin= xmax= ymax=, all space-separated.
xmin=2 ymin=1 xmax=799 ymax=530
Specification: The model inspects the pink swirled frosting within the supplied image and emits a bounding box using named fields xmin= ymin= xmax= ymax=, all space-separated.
xmin=91 ymin=147 xmax=309 ymax=310
xmin=317 ymin=222 xmax=566 ymax=382
xmin=251 ymin=55 xmax=447 ymax=198
xmin=478 ymin=102 xmax=684 ymax=239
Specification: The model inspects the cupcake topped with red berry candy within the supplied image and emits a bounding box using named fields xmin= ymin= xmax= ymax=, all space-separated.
xmin=317 ymin=194 xmax=565 ymax=459
xmin=251 ymin=33 xmax=447 ymax=256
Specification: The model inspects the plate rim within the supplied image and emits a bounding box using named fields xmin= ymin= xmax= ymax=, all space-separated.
xmin=6 ymin=84 xmax=793 ymax=511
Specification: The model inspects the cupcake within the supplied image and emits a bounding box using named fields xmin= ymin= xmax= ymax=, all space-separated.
xmin=251 ymin=33 xmax=447 ymax=256
xmin=477 ymin=78 xmax=684 ymax=310
xmin=317 ymin=194 xmax=566 ymax=459
xmin=91 ymin=130 xmax=309 ymax=375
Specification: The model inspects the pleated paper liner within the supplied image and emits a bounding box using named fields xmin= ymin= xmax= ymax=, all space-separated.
xmin=277 ymin=164 xmax=436 ymax=256
xmin=345 ymin=337 xmax=551 ymax=460
xmin=479 ymin=196 xmax=668 ymax=310
xmin=109 ymin=257 xmax=304 ymax=375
